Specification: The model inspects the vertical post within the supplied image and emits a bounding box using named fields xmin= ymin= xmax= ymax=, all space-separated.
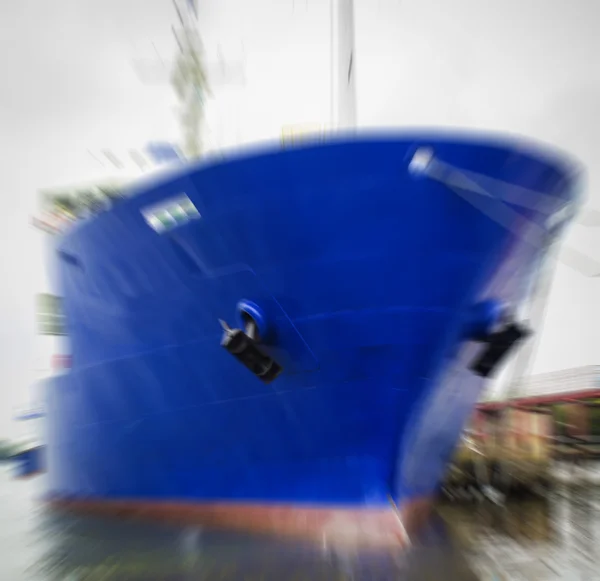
xmin=330 ymin=0 xmax=357 ymax=131
xmin=172 ymin=0 xmax=207 ymax=159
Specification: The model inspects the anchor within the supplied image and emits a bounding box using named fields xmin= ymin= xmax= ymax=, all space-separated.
xmin=219 ymin=309 xmax=283 ymax=384
xmin=470 ymin=317 xmax=531 ymax=378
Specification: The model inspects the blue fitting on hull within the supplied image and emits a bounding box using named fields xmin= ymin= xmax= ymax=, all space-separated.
xmin=465 ymin=299 xmax=506 ymax=341
xmin=236 ymin=300 xmax=271 ymax=343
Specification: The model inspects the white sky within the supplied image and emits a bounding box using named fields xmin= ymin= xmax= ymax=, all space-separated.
xmin=0 ymin=0 xmax=598 ymax=436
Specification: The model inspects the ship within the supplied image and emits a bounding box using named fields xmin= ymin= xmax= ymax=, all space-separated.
xmin=43 ymin=133 xmax=582 ymax=546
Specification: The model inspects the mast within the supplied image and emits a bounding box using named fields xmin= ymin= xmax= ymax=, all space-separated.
xmin=171 ymin=0 xmax=207 ymax=159
xmin=331 ymin=0 xmax=357 ymax=131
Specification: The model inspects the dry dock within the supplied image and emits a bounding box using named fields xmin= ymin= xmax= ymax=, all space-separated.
xmin=2 ymin=465 xmax=600 ymax=580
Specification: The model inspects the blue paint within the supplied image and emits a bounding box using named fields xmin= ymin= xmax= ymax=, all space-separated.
xmin=45 ymin=134 xmax=580 ymax=508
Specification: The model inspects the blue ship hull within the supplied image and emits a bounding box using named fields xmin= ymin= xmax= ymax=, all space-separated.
xmin=46 ymin=134 xmax=580 ymax=543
